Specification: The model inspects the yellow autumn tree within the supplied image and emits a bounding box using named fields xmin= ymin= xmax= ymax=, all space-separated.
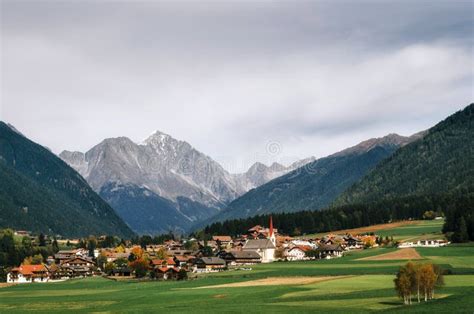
xmin=128 ymin=246 xmax=149 ymax=278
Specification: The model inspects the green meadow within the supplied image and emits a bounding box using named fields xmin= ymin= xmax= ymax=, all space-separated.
xmin=302 ymin=219 xmax=445 ymax=241
xmin=1 ymin=220 xmax=473 ymax=313
xmin=376 ymin=220 xmax=446 ymax=241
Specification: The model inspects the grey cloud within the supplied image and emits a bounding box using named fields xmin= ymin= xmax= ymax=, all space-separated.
xmin=1 ymin=0 xmax=472 ymax=172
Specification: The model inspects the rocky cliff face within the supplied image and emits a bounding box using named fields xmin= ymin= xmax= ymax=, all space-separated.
xmin=60 ymin=130 xmax=313 ymax=234
xmin=61 ymin=132 xmax=244 ymax=209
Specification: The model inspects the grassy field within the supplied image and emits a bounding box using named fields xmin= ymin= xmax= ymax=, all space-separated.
xmin=376 ymin=220 xmax=446 ymax=241
xmin=304 ymin=220 xmax=446 ymax=241
xmin=1 ymin=220 xmax=473 ymax=313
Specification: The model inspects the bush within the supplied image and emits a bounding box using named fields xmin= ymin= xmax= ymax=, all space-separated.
xmin=177 ymin=269 xmax=188 ymax=281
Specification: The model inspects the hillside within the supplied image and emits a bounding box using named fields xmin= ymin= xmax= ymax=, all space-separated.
xmin=0 ymin=122 xmax=135 ymax=238
xmin=335 ymin=103 xmax=474 ymax=205
xmin=199 ymin=134 xmax=418 ymax=226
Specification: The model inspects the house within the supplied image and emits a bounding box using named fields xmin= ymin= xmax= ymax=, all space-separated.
xmin=290 ymin=239 xmax=317 ymax=249
xmin=277 ymin=235 xmax=294 ymax=247
xmin=199 ymin=240 xmax=219 ymax=250
xmin=398 ymin=239 xmax=449 ymax=248
xmin=222 ymin=251 xmax=262 ymax=265
xmin=110 ymin=266 xmax=132 ymax=277
xmin=54 ymin=249 xmax=88 ymax=264
xmin=193 ymin=257 xmax=226 ymax=273
xmin=155 ymin=267 xmax=180 ymax=280
xmin=212 ymin=236 xmax=233 ymax=248
xmin=321 ymin=235 xmax=344 ymax=246
xmin=60 ymin=257 xmax=96 ymax=277
xmin=242 ymin=216 xmax=276 ymax=263
xmin=167 ymin=249 xmax=195 ymax=256
xmin=248 ymin=225 xmax=264 ymax=233
xmin=151 ymin=258 xmax=177 ymax=269
xmin=47 ymin=263 xmax=75 ymax=280
xmin=61 ymin=256 xmax=95 ymax=268
xmin=173 ymin=255 xmax=195 ymax=268
xmin=231 ymin=240 xmax=246 ymax=251
xmin=316 ymin=244 xmax=344 ymax=259
xmin=14 ymin=230 xmax=31 ymax=237
xmin=104 ymin=252 xmax=130 ymax=263
xmin=164 ymin=240 xmax=182 ymax=250
xmin=285 ymin=245 xmax=312 ymax=261
xmin=343 ymin=235 xmax=363 ymax=250
xmin=247 ymin=224 xmax=279 ymax=238
xmin=7 ymin=264 xmax=49 ymax=283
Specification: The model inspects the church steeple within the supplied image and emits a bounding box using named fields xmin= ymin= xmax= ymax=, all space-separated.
xmin=269 ymin=215 xmax=273 ymax=237
xmin=269 ymin=215 xmax=276 ymax=245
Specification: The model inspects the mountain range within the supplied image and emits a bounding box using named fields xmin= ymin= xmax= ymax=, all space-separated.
xmin=197 ymin=133 xmax=424 ymax=227
xmin=0 ymin=122 xmax=135 ymax=238
xmin=200 ymin=103 xmax=473 ymax=240
xmin=3 ymin=104 xmax=470 ymax=237
xmin=60 ymin=131 xmax=314 ymax=234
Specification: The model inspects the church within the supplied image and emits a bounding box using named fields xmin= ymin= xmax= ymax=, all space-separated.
xmin=242 ymin=216 xmax=276 ymax=263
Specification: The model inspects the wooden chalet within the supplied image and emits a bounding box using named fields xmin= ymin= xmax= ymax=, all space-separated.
xmin=222 ymin=250 xmax=262 ymax=265
xmin=7 ymin=264 xmax=49 ymax=283
xmin=155 ymin=267 xmax=180 ymax=280
xmin=193 ymin=257 xmax=226 ymax=273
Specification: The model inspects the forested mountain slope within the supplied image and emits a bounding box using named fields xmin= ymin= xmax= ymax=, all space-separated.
xmin=335 ymin=103 xmax=474 ymax=205
xmin=0 ymin=122 xmax=135 ymax=238
xmin=198 ymin=133 xmax=420 ymax=226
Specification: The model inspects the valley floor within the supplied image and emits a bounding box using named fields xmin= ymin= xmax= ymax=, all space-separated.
xmin=1 ymin=244 xmax=473 ymax=313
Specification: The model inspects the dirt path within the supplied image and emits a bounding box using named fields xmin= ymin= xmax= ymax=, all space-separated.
xmin=0 ymin=283 xmax=15 ymax=289
xmin=194 ymin=276 xmax=348 ymax=289
xmin=357 ymin=248 xmax=422 ymax=261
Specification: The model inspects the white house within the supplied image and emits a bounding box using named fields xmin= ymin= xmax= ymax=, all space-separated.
xmin=285 ymin=246 xmax=312 ymax=261
xmin=7 ymin=264 xmax=49 ymax=283
xmin=290 ymin=240 xmax=318 ymax=249
xmin=398 ymin=240 xmax=449 ymax=248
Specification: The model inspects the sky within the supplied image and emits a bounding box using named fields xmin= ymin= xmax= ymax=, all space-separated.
xmin=1 ymin=0 xmax=473 ymax=173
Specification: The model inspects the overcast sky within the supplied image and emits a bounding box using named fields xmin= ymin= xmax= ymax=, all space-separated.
xmin=1 ymin=1 xmax=473 ymax=172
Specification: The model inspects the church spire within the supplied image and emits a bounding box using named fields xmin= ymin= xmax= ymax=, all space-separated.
xmin=268 ymin=215 xmax=276 ymax=246
xmin=269 ymin=215 xmax=274 ymax=237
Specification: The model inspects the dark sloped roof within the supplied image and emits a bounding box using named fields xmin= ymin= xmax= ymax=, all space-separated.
xmin=229 ymin=251 xmax=261 ymax=259
xmin=318 ymin=244 xmax=343 ymax=251
xmin=197 ymin=257 xmax=226 ymax=265
xmin=243 ymin=239 xmax=276 ymax=250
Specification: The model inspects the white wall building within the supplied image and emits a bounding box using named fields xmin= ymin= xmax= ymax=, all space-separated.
xmin=398 ymin=240 xmax=449 ymax=248
xmin=7 ymin=265 xmax=49 ymax=284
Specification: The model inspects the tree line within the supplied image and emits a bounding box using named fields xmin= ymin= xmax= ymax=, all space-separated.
xmin=201 ymin=192 xmax=474 ymax=242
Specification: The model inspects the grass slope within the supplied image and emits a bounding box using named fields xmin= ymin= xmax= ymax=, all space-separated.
xmin=1 ymin=205 xmax=473 ymax=313
xmin=303 ymin=219 xmax=445 ymax=241
xmin=1 ymin=245 xmax=473 ymax=313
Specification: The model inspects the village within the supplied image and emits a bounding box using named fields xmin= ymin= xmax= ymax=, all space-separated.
xmin=5 ymin=217 xmax=449 ymax=284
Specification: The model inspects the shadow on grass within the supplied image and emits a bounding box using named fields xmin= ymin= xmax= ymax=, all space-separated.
xmin=379 ymin=301 xmax=402 ymax=306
